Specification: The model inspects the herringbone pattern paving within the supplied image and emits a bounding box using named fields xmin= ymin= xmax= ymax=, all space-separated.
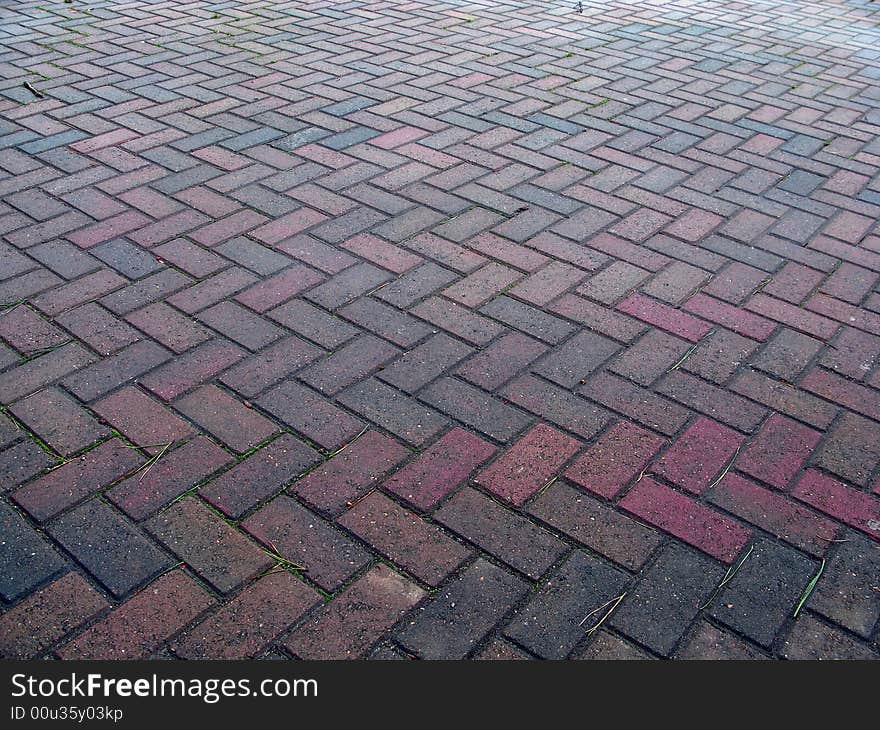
xmin=1 ymin=0 xmax=879 ymax=660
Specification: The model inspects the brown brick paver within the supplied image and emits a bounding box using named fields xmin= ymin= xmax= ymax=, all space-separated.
xmin=1 ymin=0 xmax=879 ymax=661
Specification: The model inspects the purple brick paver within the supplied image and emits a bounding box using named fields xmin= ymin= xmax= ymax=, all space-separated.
xmin=1 ymin=0 xmax=879 ymax=660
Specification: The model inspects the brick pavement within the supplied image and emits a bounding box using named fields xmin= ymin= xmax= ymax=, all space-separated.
xmin=0 ymin=0 xmax=879 ymax=660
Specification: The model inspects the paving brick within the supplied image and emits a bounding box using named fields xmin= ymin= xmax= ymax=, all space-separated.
xmin=174 ymin=384 xmax=278 ymax=453
xmin=304 ymin=263 xmax=391 ymax=310
xmin=0 ymin=440 xmax=55 ymax=491
xmin=641 ymin=261 xmax=709 ymax=305
xmin=338 ymin=378 xmax=448 ymax=447
xmin=676 ymin=621 xmax=768 ymax=660
xmin=397 ymin=558 xmax=529 ymax=659
xmin=276 ymin=234 xmax=357 ymax=274
xmin=164 ymin=267 xmax=256 ymax=315
xmin=659 ymin=370 xmax=767 ymax=433
xmin=709 ymin=473 xmax=838 ymax=556
xmin=171 ymin=571 xmax=321 ymax=659
xmin=268 ymin=298 xmax=358 ymax=348
xmin=736 ymin=414 xmax=821 ymax=489
xmin=233 ymin=265 xmax=325 ymax=313
xmin=100 ymin=270 xmax=192 ymax=317
xmin=294 ymin=430 xmax=408 ymax=515
xmin=504 ymin=551 xmax=630 ymax=659
xmin=550 ymin=294 xmax=647 ymax=343
xmin=0 ymin=269 xmax=64 ymax=306
xmin=126 ymin=302 xmax=211 ymax=354
xmin=377 ymin=333 xmax=473 ymax=394
xmin=509 ymin=261 xmax=585 ymax=306
xmin=703 ymin=262 xmax=768 ymax=304
xmin=0 ymin=501 xmax=66 ymax=601
xmin=479 ymin=295 xmax=575 ymax=344
xmin=382 ymin=428 xmax=496 ymax=511
xmin=805 ymin=531 xmax=880 ymax=637
xmin=747 ymin=294 xmax=839 ymax=340
xmin=54 ymin=302 xmax=142 ymax=356
xmin=93 ymin=239 xmax=163 ymax=279
xmin=191 ymin=210 xmax=269 ymax=247
xmin=31 ymin=269 xmax=127 ymax=317
xmin=653 ymin=417 xmax=743 ymax=495
xmin=284 ymin=563 xmax=424 ymax=659
xmin=129 ymin=210 xmax=210 ymax=248
xmin=196 ymin=300 xmax=284 ymax=352
xmin=664 ymin=208 xmax=724 ymax=243
xmin=729 ymin=370 xmax=836 ymax=430
xmin=366 ymin=642 xmax=411 ymax=661
xmin=58 ymin=570 xmax=215 ymax=659
xmin=820 ymin=262 xmax=878 ymax=305
xmin=531 ymin=330 xmax=618 ymax=388
xmin=781 ymin=614 xmax=878 ymax=660
xmin=243 ymin=495 xmax=371 ymax=593
xmin=792 ymin=470 xmax=880 ymax=540
xmin=146 ymin=498 xmax=273 ymax=594
xmin=300 ymin=334 xmax=399 ymax=396
xmin=708 ymin=539 xmax=819 ymax=647
xmin=3 ymin=0 xmax=880 ymax=661
xmin=0 ymin=342 xmax=95 ymax=404
xmin=375 ymin=262 xmax=459 ymax=308
xmin=564 ymin=420 xmax=666 ymax=500
xmin=456 ymin=333 xmax=548 ymax=391
xmin=256 ymin=380 xmax=364 ymax=452
xmin=576 ymin=631 xmax=654 ymax=660
xmin=611 ymin=544 xmax=724 ymax=656
xmin=465 ymin=232 xmax=549 ymax=273
xmin=814 ymin=413 xmax=880 ymax=486
xmin=0 ymin=573 xmax=108 ymax=659
xmin=411 ymin=296 xmax=505 ymax=346
xmin=338 ymin=491 xmax=471 ymax=586
xmin=801 ymin=368 xmax=880 ymax=422
xmin=200 ymin=435 xmax=320 ymax=518
xmin=219 ymin=336 xmax=323 ymax=398
xmin=436 ymin=488 xmax=567 ymax=579
xmin=820 ymin=327 xmax=880 ymax=382
xmin=0 ymin=304 xmax=68 ymax=354
xmin=13 ymin=440 xmax=142 ymax=522
xmin=341 ymin=234 xmax=423 ymax=274
xmin=581 ymin=372 xmax=690 ymax=436
xmin=0 ymin=342 xmax=17 ymax=370
xmin=420 ymin=377 xmax=532 ymax=443
xmin=607 ymin=329 xmax=691 ymax=386
xmin=529 ymin=480 xmax=662 ymax=570
xmin=47 ymin=499 xmax=173 ymax=598
xmin=578 ymin=261 xmax=650 ymax=305
xmin=338 ymin=298 xmax=432 ymax=348
xmin=621 ymin=478 xmax=752 ymax=563
xmin=93 ymin=385 xmax=195 ymax=453
xmin=751 ymin=328 xmax=823 ymax=381
xmin=107 ymin=436 xmax=233 ymax=520
xmin=684 ymin=293 xmax=776 ymax=341
xmin=501 ymin=374 xmax=608 ymax=440
xmin=475 ymin=639 xmax=532 ymax=661
xmin=139 ymin=338 xmax=246 ymax=401
xmin=10 ymin=387 xmax=108 ymax=457
xmin=762 ymin=261 xmax=825 ymax=304
xmin=62 ymin=340 xmax=172 ymax=402
xmin=474 ymin=424 xmax=581 ymax=507
xmin=821 ymin=211 xmax=874 ymax=244
xmin=443 ymin=263 xmax=522 ymax=308
xmin=617 ymin=293 xmax=713 ymax=342
xmin=0 ymin=412 xmax=22 ymax=447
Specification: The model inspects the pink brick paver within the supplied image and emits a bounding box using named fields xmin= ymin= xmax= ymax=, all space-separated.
xmin=2 ymin=0 xmax=879 ymax=661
